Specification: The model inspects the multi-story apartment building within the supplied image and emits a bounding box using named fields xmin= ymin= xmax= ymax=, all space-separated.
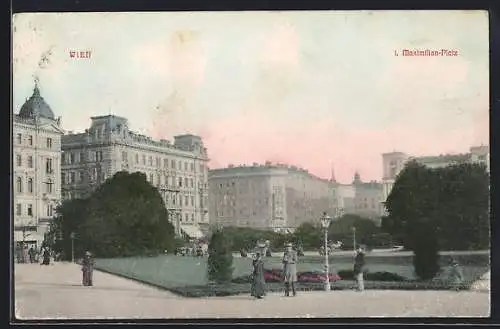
xmin=13 ymin=84 xmax=64 ymax=248
xmin=381 ymin=145 xmax=490 ymax=207
xmin=61 ymin=115 xmax=209 ymax=239
xmin=209 ymin=163 xmax=339 ymax=232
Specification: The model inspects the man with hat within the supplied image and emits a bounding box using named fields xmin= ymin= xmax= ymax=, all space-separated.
xmin=81 ymin=251 xmax=95 ymax=286
xmin=447 ymin=258 xmax=464 ymax=291
xmin=353 ymin=245 xmax=366 ymax=292
xmin=282 ymin=242 xmax=298 ymax=297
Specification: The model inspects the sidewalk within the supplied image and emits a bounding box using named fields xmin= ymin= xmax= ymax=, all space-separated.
xmin=14 ymin=262 xmax=490 ymax=319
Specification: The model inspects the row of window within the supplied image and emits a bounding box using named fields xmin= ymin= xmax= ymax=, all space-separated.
xmin=15 ymin=203 xmax=54 ymax=217
xmin=15 ymin=155 xmax=54 ymax=173
xmin=16 ymin=133 xmax=53 ymax=149
xmin=62 ymin=151 xmax=103 ymax=164
xmin=15 ymin=177 xmax=54 ymax=194
xmin=122 ymin=151 xmax=206 ymax=173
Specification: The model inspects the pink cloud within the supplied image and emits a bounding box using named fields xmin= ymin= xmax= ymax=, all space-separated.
xmin=201 ymin=106 xmax=487 ymax=183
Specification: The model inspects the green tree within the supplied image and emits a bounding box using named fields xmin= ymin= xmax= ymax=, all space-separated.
xmin=383 ymin=161 xmax=489 ymax=251
xmin=207 ymin=228 xmax=234 ymax=283
xmin=293 ymin=222 xmax=321 ymax=250
xmin=50 ymin=171 xmax=176 ymax=259
xmin=328 ymin=214 xmax=383 ymax=249
xmin=412 ymin=219 xmax=440 ymax=280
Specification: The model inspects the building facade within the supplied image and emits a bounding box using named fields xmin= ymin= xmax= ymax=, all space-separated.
xmin=13 ymin=84 xmax=64 ymax=248
xmin=351 ymin=172 xmax=384 ymax=221
xmin=381 ymin=145 xmax=490 ymax=208
xmin=209 ymin=163 xmax=339 ymax=232
xmin=61 ymin=115 xmax=209 ymax=239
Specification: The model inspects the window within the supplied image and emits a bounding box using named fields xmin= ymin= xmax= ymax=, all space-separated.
xmin=16 ymin=204 xmax=21 ymax=216
xmin=46 ymin=204 xmax=54 ymax=217
xmin=95 ymin=151 xmax=103 ymax=162
xmin=149 ymin=173 xmax=154 ymax=182
xmin=79 ymin=172 xmax=84 ymax=183
xmin=184 ymin=177 xmax=188 ymax=187
xmin=185 ymin=196 xmax=188 ymax=206
xmin=28 ymin=135 xmax=33 ymax=146
xmin=178 ymin=161 xmax=182 ymax=171
xmin=27 ymin=204 xmax=33 ymax=217
xmin=156 ymin=174 xmax=161 ymax=186
xmin=190 ymin=163 xmax=194 ymax=172
xmin=61 ymin=173 xmax=66 ymax=184
xmin=27 ymin=178 xmax=33 ymax=194
xmin=171 ymin=160 xmax=176 ymax=169
xmin=70 ymin=172 xmax=76 ymax=184
xmin=184 ymin=162 xmax=188 ymax=171
xmin=142 ymin=155 xmax=146 ymax=165
xmin=46 ymin=138 xmax=53 ymax=149
xmin=179 ymin=195 xmax=183 ymax=205
xmin=16 ymin=177 xmax=22 ymax=193
xmin=164 ymin=158 xmax=168 ymax=168
xmin=27 ymin=156 xmax=33 ymax=168
xmin=46 ymin=178 xmax=53 ymax=193
xmin=185 ymin=214 xmax=189 ymax=222
xmin=190 ymin=178 xmax=194 ymax=188
xmin=122 ymin=151 xmax=128 ymax=162
xmin=191 ymin=213 xmax=195 ymax=221
xmin=148 ymin=156 xmax=153 ymax=166
xmin=16 ymin=133 xmax=22 ymax=144
xmin=16 ymin=154 xmax=22 ymax=167
xmin=80 ymin=152 xmax=85 ymax=163
xmin=156 ymin=157 xmax=160 ymax=167
xmin=191 ymin=196 xmax=194 ymax=206
xmin=179 ymin=177 xmax=183 ymax=187
xmin=46 ymin=158 xmax=53 ymax=174
xmin=69 ymin=153 xmax=75 ymax=164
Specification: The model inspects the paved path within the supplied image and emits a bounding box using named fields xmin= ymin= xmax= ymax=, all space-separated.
xmin=14 ymin=263 xmax=490 ymax=319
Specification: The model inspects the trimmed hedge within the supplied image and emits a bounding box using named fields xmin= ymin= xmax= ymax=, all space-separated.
xmin=167 ymin=280 xmax=473 ymax=298
xmin=337 ymin=270 xmax=407 ymax=282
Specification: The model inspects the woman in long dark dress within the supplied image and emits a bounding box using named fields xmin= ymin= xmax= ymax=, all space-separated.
xmin=251 ymin=252 xmax=266 ymax=299
xmin=41 ymin=248 xmax=51 ymax=265
xmin=82 ymin=251 xmax=95 ymax=286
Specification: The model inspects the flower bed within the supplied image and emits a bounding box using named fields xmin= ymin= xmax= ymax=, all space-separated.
xmin=232 ymin=269 xmax=341 ymax=284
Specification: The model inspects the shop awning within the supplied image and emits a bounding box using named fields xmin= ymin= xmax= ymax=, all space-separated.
xmin=180 ymin=225 xmax=204 ymax=239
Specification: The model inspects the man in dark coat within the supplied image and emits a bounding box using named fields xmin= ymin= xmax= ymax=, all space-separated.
xmin=353 ymin=245 xmax=366 ymax=292
xmin=282 ymin=242 xmax=298 ymax=297
xmin=28 ymin=246 xmax=36 ymax=263
xmin=251 ymin=251 xmax=266 ymax=299
xmin=82 ymin=251 xmax=95 ymax=286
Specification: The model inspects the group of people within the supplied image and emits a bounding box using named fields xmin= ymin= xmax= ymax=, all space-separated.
xmin=16 ymin=244 xmax=53 ymax=265
xmin=251 ymin=243 xmax=369 ymax=299
xmin=251 ymin=242 xmax=300 ymax=299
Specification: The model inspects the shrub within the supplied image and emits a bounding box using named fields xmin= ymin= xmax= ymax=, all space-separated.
xmin=207 ymin=228 xmax=234 ymax=284
xmin=337 ymin=270 xmax=407 ymax=282
xmin=412 ymin=222 xmax=440 ymax=280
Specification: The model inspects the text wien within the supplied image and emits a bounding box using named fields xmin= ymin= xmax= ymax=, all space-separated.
xmin=69 ymin=50 xmax=92 ymax=59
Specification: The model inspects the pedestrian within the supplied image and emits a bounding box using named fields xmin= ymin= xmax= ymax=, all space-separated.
xmin=353 ymin=245 xmax=366 ymax=292
xmin=251 ymin=250 xmax=266 ymax=299
xmin=41 ymin=247 xmax=51 ymax=265
xmin=28 ymin=246 xmax=35 ymax=263
xmin=448 ymin=258 xmax=464 ymax=291
xmin=282 ymin=242 xmax=298 ymax=297
xmin=82 ymin=251 xmax=95 ymax=286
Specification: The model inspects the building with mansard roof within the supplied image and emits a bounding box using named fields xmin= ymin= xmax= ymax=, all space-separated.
xmin=13 ymin=83 xmax=64 ymax=248
xmin=60 ymin=115 xmax=209 ymax=239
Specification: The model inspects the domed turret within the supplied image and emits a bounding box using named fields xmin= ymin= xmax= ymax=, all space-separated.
xmin=18 ymin=83 xmax=55 ymax=120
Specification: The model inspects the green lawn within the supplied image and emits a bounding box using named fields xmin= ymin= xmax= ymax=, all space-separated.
xmin=94 ymin=253 xmax=490 ymax=289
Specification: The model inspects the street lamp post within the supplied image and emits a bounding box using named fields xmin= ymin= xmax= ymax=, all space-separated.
xmin=320 ymin=212 xmax=332 ymax=292
xmin=70 ymin=232 xmax=75 ymax=263
xmin=352 ymin=226 xmax=357 ymax=253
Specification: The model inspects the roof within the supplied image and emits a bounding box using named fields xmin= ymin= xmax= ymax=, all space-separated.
xmin=18 ymin=85 xmax=55 ymax=120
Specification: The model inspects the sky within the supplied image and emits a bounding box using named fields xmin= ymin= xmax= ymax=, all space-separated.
xmin=12 ymin=11 xmax=489 ymax=184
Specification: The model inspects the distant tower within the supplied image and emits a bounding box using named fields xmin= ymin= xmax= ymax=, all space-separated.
xmin=330 ymin=164 xmax=337 ymax=183
xmin=352 ymin=170 xmax=362 ymax=185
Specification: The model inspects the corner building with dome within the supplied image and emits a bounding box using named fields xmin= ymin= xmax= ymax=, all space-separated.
xmin=13 ymin=83 xmax=64 ymax=248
